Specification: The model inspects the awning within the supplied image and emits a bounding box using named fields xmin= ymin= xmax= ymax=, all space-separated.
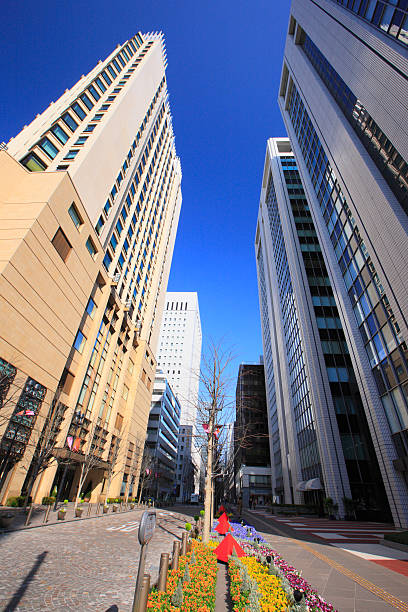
xmin=305 ymin=478 xmax=322 ymax=490
xmin=52 ymin=448 xmax=110 ymax=470
xmin=296 ymin=481 xmax=307 ymax=491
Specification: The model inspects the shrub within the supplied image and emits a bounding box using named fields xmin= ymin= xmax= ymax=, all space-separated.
xmin=200 ymin=509 xmax=204 ymax=516
xmin=6 ymin=496 xmax=29 ymax=507
xmin=194 ymin=514 xmax=199 ymax=522
xmin=41 ymin=496 xmax=56 ymax=506
xmin=185 ymin=522 xmax=192 ymax=531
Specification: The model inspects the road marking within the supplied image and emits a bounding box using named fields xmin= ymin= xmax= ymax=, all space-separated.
xmin=106 ymin=521 xmax=139 ymax=532
xmin=245 ymin=510 xmax=408 ymax=612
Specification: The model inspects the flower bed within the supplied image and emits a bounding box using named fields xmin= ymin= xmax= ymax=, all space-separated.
xmin=230 ymin=556 xmax=289 ymax=611
xmin=147 ymin=540 xmax=217 ymax=611
xmin=212 ymin=520 xmax=267 ymax=544
xmin=226 ymin=523 xmax=337 ymax=612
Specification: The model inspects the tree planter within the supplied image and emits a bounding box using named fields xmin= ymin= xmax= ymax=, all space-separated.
xmin=103 ymin=506 xmax=109 ymax=514
xmin=130 ymin=503 xmax=135 ymax=510
xmin=58 ymin=510 xmax=66 ymax=520
xmin=75 ymin=508 xmax=84 ymax=518
xmin=112 ymin=505 xmax=118 ymax=512
xmin=0 ymin=513 xmax=15 ymax=528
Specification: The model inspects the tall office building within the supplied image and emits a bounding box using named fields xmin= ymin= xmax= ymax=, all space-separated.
xmin=145 ymin=370 xmax=180 ymax=500
xmin=234 ymin=364 xmax=271 ymax=508
xmin=277 ymin=0 xmax=408 ymax=527
xmin=0 ymin=32 xmax=182 ymax=504
xmin=156 ymin=292 xmax=202 ymax=496
xmin=256 ymin=138 xmax=389 ymax=520
xmin=157 ymin=292 xmax=202 ymax=423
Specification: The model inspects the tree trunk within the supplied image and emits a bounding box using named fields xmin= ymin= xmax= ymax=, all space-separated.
xmin=202 ymin=408 xmax=214 ymax=545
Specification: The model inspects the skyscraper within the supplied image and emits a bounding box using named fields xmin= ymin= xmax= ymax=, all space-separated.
xmin=277 ymin=0 xmax=408 ymax=527
xmin=156 ymin=292 xmax=202 ymax=496
xmin=256 ymin=137 xmax=389 ymax=521
xmin=0 ymin=32 xmax=182 ymax=505
xmin=234 ymin=364 xmax=271 ymax=508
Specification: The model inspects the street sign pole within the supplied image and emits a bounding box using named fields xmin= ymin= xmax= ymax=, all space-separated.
xmin=132 ymin=509 xmax=156 ymax=612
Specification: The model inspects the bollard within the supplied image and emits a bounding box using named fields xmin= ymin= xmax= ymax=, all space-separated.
xmin=171 ymin=541 xmax=180 ymax=570
xmin=157 ymin=553 xmax=169 ymax=592
xmin=181 ymin=532 xmax=188 ymax=556
xmin=138 ymin=574 xmax=150 ymax=612
xmin=43 ymin=504 xmax=51 ymax=523
xmin=25 ymin=504 xmax=34 ymax=526
xmin=87 ymin=503 xmax=92 ymax=516
xmin=187 ymin=539 xmax=192 ymax=553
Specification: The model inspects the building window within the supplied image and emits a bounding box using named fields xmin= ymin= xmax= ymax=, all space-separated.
xmin=62 ymin=112 xmax=78 ymax=132
xmin=103 ymin=251 xmax=112 ymax=270
xmin=68 ymin=203 xmax=83 ymax=229
xmin=64 ymin=149 xmax=79 ymax=160
xmin=84 ymin=124 xmax=96 ymax=133
xmin=115 ymin=413 xmax=124 ymax=429
xmin=80 ymin=93 xmax=93 ymax=110
xmin=51 ymin=124 xmax=69 ymax=145
xmin=74 ymin=330 xmax=86 ymax=353
xmin=122 ymin=385 xmax=129 ymax=400
xmin=95 ymin=77 xmax=106 ymax=93
xmin=88 ymin=85 xmax=100 ymax=101
xmin=86 ymin=237 xmax=97 ymax=259
xmin=21 ymin=152 xmax=47 ymax=172
xmin=71 ymin=101 xmax=86 ymax=120
xmin=95 ymin=215 xmax=104 ymax=235
xmin=74 ymin=136 xmax=88 ymax=146
xmin=52 ymin=227 xmax=72 ymax=262
xmin=86 ymin=297 xmax=96 ymax=318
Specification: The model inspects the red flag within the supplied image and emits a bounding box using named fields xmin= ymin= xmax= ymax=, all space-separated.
xmin=66 ymin=436 xmax=73 ymax=449
xmin=214 ymin=426 xmax=221 ymax=439
xmin=72 ymin=437 xmax=81 ymax=452
xmin=16 ymin=409 xmax=35 ymax=416
xmin=202 ymin=423 xmax=209 ymax=434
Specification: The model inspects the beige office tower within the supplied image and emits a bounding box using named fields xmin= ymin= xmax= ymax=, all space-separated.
xmin=0 ymin=32 xmax=182 ymax=505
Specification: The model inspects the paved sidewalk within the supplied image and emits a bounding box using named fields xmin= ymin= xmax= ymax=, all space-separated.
xmin=0 ymin=507 xmax=189 ymax=611
xmin=244 ymin=509 xmax=408 ymax=612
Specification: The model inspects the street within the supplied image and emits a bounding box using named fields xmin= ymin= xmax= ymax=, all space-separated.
xmin=0 ymin=507 xmax=190 ymax=611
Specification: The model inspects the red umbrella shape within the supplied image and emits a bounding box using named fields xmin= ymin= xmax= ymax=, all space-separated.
xmin=214 ymin=533 xmax=246 ymax=563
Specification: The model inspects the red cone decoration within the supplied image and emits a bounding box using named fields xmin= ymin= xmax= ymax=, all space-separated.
xmin=218 ymin=504 xmax=226 ymax=514
xmin=214 ymin=511 xmax=232 ymax=535
xmin=214 ymin=533 xmax=246 ymax=563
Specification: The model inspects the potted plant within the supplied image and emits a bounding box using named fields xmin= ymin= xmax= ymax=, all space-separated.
xmin=324 ymin=497 xmax=338 ymax=520
xmin=58 ymin=508 xmax=66 ymax=520
xmin=75 ymin=501 xmax=85 ymax=518
xmin=103 ymin=504 xmax=109 ymax=514
xmin=130 ymin=499 xmax=135 ymax=510
xmin=112 ymin=498 xmax=119 ymax=512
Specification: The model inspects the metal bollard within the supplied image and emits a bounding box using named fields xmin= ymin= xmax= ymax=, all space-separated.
xmin=181 ymin=532 xmax=188 ymax=556
xmin=138 ymin=574 xmax=150 ymax=612
xmin=25 ymin=504 xmax=34 ymax=526
xmin=43 ymin=504 xmax=51 ymax=523
xmin=171 ymin=541 xmax=180 ymax=570
xmin=157 ymin=553 xmax=169 ymax=592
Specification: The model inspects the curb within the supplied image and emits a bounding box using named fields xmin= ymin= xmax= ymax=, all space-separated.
xmin=0 ymin=506 xmax=146 ymax=534
xmin=380 ymin=538 xmax=408 ymax=554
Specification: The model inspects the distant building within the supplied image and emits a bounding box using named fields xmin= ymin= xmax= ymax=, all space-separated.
xmin=278 ymin=0 xmax=408 ymax=527
xmin=157 ymin=292 xmax=202 ymax=493
xmin=175 ymin=424 xmax=195 ymax=502
xmin=145 ymin=370 xmax=180 ymax=500
xmin=234 ymin=364 xmax=271 ymax=508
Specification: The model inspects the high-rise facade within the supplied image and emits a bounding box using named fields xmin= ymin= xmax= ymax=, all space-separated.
xmin=256 ymin=138 xmax=389 ymax=520
xmin=145 ymin=370 xmax=180 ymax=501
xmin=157 ymin=292 xmax=202 ymax=496
xmin=0 ymin=32 xmax=182 ymax=505
xmin=157 ymin=292 xmax=202 ymax=424
xmin=234 ymin=364 xmax=271 ymax=508
xmin=277 ymin=0 xmax=408 ymax=527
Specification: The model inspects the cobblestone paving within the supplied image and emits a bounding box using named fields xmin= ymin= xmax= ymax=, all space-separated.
xmin=0 ymin=507 xmax=189 ymax=611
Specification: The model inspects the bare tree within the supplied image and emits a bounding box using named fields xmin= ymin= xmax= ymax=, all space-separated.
xmin=125 ymin=435 xmax=145 ymax=502
xmin=136 ymin=448 xmax=155 ymax=503
xmin=73 ymin=418 xmax=106 ymax=509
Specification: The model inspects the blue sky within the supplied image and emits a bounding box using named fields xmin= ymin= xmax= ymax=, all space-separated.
xmin=1 ymin=1 xmax=290 ymax=394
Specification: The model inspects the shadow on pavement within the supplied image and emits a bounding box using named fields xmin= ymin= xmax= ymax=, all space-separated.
xmin=4 ymin=550 xmax=48 ymax=611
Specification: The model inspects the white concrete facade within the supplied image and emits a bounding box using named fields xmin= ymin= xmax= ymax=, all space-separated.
xmin=157 ymin=292 xmax=202 ymax=425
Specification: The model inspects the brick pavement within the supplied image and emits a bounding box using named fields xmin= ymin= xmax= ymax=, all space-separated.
xmin=244 ymin=509 xmax=408 ymax=612
xmin=0 ymin=507 xmax=190 ymax=611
